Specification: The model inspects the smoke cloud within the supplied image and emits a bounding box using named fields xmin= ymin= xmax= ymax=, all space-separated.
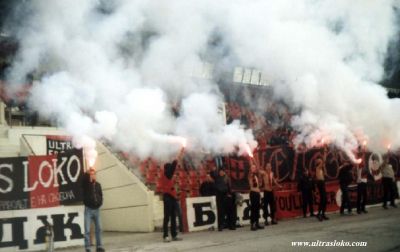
xmin=5 ymin=0 xmax=400 ymax=162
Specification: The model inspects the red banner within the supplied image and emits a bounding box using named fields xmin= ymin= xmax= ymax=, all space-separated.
xmin=28 ymin=155 xmax=60 ymax=208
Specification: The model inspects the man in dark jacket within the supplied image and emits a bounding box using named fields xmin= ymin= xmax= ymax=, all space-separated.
xmin=339 ymin=164 xmax=354 ymax=215
xmin=298 ymin=169 xmax=315 ymax=218
xmin=210 ymin=167 xmax=235 ymax=231
xmin=162 ymin=148 xmax=185 ymax=242
xmin=82 ymin=168 xmax=104 ymax=252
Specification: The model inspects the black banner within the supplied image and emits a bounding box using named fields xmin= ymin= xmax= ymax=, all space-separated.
xmin=46 ymin=135 xmax=73 ymax=155
xmin=0 ymin=157 xmax=30 ymax=210
xmin=0 ymin=149 xmax=84 ymax=211
xmin=57 ymin=149 xmax=84 ymax=205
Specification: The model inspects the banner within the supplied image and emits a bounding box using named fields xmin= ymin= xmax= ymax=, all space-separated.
xmin=186 ymin=196 xmax=217 ymax=232
xmin=227 ymin=146 xmax=400 ymax=191
xmin=46 ymin=135 xmax=73 ymax=155
xmin=236 ymin=193 xmax=251 ymax=226
xmin=28 ymin=155 xmax=60 ymax=209
xmin=0 ymin=205 xmax=84 ymax=251
xmin=226 ymin=156 xmax=249 ymax=191
xmin=185 ymin=181 xmax=400 ymax=232
xmin=0 ymin=149 xmax=84 ymax=211
xmin=0 ymin=157 xmax=30 ymax=210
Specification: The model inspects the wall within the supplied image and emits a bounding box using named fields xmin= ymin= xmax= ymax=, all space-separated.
xmin=6 ymin=127 xmax=66 ymax=154
xmin=0 ymin=102 xmax=5 ymax=125
xmin=95 ymin=142 xmax=156 ymax=232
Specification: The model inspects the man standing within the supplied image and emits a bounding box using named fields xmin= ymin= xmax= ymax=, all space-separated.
xmin=315 ymin=157 xmax=329 ymax=221
xmin=380 ymin=155 xmax=397 ymax=209
xmin=356 ymin=158 xmax=368 ymax=214
xmin=211 ymin=167 xmax=235 ymax=231
xmin=248 ymin=164 xmax=263 ymax=231
xmin=261 ymin=163 xmax=281 ymax=225
xmin=297 ymin=169 xmax=315 ymax=218
xmin=338 ymin=164 xmax=353 ymax=215
xmin=82 ymin=168 xmax=104 ymax=252
xmin=162 ymin=148 xmax=185 ymax=242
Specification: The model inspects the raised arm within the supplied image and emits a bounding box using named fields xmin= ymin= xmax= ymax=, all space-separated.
xmin=177 ymin=147 xmax=185 ymax=162
xmin=248 ymin=154 xmax=261 ymax=171
xmin=174 ymin=147 xmax=185 ymax=171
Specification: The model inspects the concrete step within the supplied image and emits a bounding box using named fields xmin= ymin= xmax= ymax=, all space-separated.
xmin=0 ymin=137 xmax=20 ymax=157
xmin=0 ymin=151 xmax=20 ymax=158
xmin=0 ymin=138 xmax=13 ymax=145
xmin=0 ymin=145 xmax=20 ymax=152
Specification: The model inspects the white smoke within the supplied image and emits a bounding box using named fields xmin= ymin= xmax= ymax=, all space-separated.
xmin=217 ymin=0 xmax=400 ymax=160
xmin=6 ymin=0 xmax=400 ymax=163
xmin=176 ymin=93 xmax=257 ymax=155
xmin=8 ymin=0 xmax=258 ymax=162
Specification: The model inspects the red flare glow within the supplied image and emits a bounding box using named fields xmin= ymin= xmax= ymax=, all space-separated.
xmin=355 ymin=158 xmax=362 ymax=164
xmin=362 ymin=140 xmax=367 ymax=146
xmin=245 ymin=145 xmax=254 ymax=158
xmin=387 ymin=144 xmax=391 ymax=150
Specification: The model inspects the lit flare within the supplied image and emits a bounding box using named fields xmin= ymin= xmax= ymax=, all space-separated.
xmin=245 ymin=144 xmax=254 ymax=158
xmin=181 ymin=138 xmax=187 ymax=148
xmin=86 ymin=149 xmax=98 ymax=169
